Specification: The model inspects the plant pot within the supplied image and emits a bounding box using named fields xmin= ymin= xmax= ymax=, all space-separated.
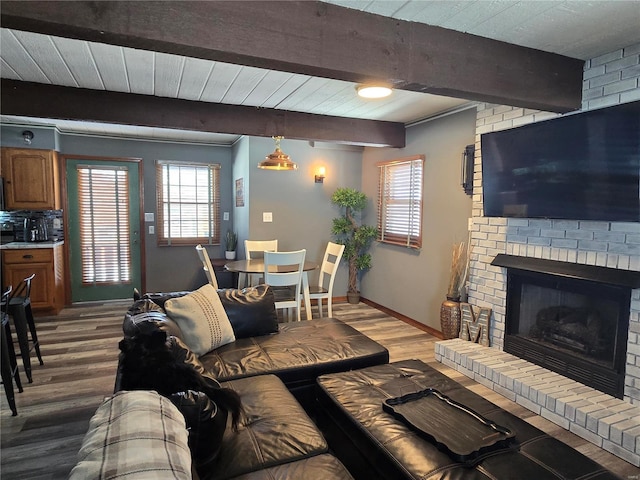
xmin=440 ymin=296 xmax=461 ymax=340
xmin=347 ymin=292 xmax=360 ymax=304
xmin=225 ymin=251 xmax=236 ymax=260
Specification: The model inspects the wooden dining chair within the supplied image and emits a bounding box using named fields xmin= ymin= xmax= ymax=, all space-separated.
xmin=264 ymin=249 xmax=306 ymax=322
xmin=243 ymin=239 xmax=278 ymax=288
xmin=195 ymin=244 xmax=219 ymax=289
xmin=304 ymin=242 xmax=345 ymax=318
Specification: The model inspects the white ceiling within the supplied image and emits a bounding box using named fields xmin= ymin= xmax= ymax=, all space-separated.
xmin=1 ymin=0 xmax=639 ymax=145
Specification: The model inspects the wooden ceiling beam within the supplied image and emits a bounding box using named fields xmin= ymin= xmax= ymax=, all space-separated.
xmin=0 ymin=0 xmax=583 ymax=112
xmin=1 ymin=80 xmax=405 ymax=147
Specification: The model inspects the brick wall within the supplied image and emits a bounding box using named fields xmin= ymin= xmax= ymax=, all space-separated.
xmin=468 ymin=43 xmax=640 ymax=405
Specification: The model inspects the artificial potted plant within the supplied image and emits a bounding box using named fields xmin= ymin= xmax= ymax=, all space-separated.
xmin=225 ymin=230 xmax=238 ymax=260
xmin=331 ymin=187 xmax=378 ymax=304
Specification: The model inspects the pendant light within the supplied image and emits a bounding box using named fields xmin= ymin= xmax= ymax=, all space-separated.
xmin=258 ymin=136 xmax=297 ymax=170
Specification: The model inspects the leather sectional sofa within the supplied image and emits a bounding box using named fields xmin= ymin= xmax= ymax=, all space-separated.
xmin=73 ymin=285 xmax=389 ymax=479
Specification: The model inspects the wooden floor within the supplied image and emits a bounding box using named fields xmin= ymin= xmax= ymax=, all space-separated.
xmin=1 ymin=300 xmax=638 ymax=479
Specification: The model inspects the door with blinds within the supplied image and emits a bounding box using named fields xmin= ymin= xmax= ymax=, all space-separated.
xmin=66 ymin=159 xmax=142 ymax=302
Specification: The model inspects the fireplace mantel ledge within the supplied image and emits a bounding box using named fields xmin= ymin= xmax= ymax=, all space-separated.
xmin=491 ymin=254 xmax=640 ymax=288
xmin=435 ymin=339 xmax=640 ymax=467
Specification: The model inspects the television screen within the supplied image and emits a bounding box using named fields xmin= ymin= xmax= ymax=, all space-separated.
xmin=481 ymin=101 xmax=640 ymax=222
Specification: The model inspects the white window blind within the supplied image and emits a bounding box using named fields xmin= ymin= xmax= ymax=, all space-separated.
xmin=77 ymin=165 xmax=131 ymax=285
xmin=156 ymin=161 xmax=221 ymax=246
xmin=377 ymin=156 xmax=424 ymax=249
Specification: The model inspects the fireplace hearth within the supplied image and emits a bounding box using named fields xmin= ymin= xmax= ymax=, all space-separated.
xmin=491 ymin=254 xmax=640 ymax=399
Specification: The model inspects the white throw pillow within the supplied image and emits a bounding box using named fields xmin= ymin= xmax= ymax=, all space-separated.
xmin=164 ymin=284 xmax=235 ymax=356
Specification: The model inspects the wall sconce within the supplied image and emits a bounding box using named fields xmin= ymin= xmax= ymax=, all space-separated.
xmin=315 ymin=166 xmax=326 ymax=183
xmin=22 ymin=130 xmax=34 ymax=145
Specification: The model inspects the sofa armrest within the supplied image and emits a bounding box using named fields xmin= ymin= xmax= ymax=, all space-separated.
xmin=69 ymin=390 xmax=192 ymax=480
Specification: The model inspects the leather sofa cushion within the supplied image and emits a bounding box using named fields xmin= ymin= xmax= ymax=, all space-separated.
xmin=223 ymin=454 xmax=354 ymax=480
xmin=199 ymin=317 xmax=390 ymax=390
xmin=316 ymin=360 xmax=622 ymax=480
xmin=204 ymin=374 xmax=329 ymax=480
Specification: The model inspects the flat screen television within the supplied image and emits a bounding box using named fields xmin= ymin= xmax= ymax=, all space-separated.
xmin=481 ymin=100 xmax=640 ymax=222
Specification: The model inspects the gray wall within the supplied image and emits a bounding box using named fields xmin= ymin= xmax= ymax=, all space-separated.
xmin=360 ymin=107 xmax=476 ymax=331
xmin=2 ymin=108 xmax=474 ymax=319
xmin=58 ymin=134 xmax=235 ymax=293
xmin=237 ymin=136 xmax=363 ymax=296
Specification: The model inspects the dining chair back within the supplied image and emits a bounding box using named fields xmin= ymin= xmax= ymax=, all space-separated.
xmin=264 ymin=249 xmax=306 ymax=322
xmin=243 ymin=239 xmax=278 ymax=287
xmin=306 ymin=242 xmax=345 ymax=318
xmin=195 ymin=244 xmax=219 ymax=289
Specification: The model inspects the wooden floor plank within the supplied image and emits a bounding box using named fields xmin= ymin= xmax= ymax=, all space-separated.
xmin=1 ymin=300 xmax=637 ymax=478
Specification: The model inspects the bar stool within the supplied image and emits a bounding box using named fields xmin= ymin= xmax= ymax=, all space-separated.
xmin=2 ymin=286 xmax=23 ymax=415
xmin=7 ymin=274 xmax=43 ymax=383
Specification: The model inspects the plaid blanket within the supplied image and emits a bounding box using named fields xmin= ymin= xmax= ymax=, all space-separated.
xmin=69 ymin=390 xmax=192 ymax=479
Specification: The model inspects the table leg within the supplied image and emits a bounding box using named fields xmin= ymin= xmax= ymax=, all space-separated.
xmin=302 ymin=272 xmax=311 ymax=320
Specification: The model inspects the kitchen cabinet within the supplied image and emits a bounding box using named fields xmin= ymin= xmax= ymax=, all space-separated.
xmin=1 ymin=148 xmax=61 ymax=210
xmin=2 ymin=245 xmax=65 ymax=314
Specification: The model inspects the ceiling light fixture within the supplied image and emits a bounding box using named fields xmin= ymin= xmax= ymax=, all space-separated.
xmin=258 ymin=136 xmax=298 ymax=170
xmin=356 ymin=84 xmax=393 ymax=99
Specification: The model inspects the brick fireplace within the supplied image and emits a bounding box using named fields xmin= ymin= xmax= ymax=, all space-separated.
xmin=494 ymin=254 xmax=639 ymax=400
xmin=436 ymin=43 xmax=640 ymax=466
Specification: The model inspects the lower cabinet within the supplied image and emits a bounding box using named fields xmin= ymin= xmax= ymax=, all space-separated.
xmin=2 ymin=246 xmax=65 ymax=314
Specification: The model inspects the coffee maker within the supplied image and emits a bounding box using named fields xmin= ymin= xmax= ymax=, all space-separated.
xmin=24 ymin=217 xmax=48 ymax=242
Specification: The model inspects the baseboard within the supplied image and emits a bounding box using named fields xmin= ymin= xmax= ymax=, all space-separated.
xmin=359 ymin=297 xmax=444 ymax=340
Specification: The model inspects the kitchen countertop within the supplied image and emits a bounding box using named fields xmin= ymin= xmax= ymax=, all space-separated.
xmin=0 ymin=241 xmax=65 ymax=250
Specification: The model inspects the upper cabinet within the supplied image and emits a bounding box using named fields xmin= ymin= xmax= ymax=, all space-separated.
xmin=1 ymin=148 xmax=61 ymax=210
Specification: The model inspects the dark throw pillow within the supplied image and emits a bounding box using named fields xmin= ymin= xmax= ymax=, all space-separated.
xmin=218 ymin=284 xmax=279 ymax=338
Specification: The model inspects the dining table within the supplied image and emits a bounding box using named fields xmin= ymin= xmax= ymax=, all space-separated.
xmin=224 ymin=259 xmax=319 ymax=320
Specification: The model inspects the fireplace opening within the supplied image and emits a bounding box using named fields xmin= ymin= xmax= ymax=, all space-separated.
xmin=492 ymin=255 xmax=640 ymax=399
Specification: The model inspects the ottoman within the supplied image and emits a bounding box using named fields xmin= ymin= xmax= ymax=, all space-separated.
xmin=315 ymin=359 xmax=623 ymax=480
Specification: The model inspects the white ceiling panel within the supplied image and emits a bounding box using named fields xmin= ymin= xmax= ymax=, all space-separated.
xmin=11 ymin=30 xmax=77 ymax=86
xmin=244 ymin=70 xmax=295 ymax=107
xmin=199 ymin=62 xmax=242 ymax=104
xmin=51 ymin=36 xmax=105 ymax=90
xmin=154 ymin=52 xmax=184 ymax=98
xmin=123 ymin=48 xmax=155 ymax=95
xmin=87 ymin=42 xmax=128 ymax=92
xmin=178 ymin=57 xmax=215 ymax=101
xmin=221 ymin=65 xmax=269 ymax=105
xmin=1 ymin=29 xmax=50 ymax=83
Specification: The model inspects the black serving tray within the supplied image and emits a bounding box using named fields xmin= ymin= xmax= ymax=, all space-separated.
xmin=382 ymin=388 xmax=517 ymax=464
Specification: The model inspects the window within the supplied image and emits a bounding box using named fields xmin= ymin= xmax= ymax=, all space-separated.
xmin=377 ymin=155 xmax=424 ymax=249
xmin=156 ymin=161 xmax=221 ymax=246
xmin=77 ymin=165 xmax=131 ymax=284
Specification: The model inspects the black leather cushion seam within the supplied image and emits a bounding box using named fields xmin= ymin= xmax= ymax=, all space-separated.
xmin=518 ymin=436 xmax=612 ymax=480
xmin=317 ymin=380 xmax=425 ymax=480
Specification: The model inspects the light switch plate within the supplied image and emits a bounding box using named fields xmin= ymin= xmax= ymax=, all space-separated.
xmin=149 ymin=225 xmax=155 ymax=234
xmin=223 ymin=212 xmax=230 ymax=221
xmin=263 ymin=212 xmax=273 ymax=222
xmin=144 ymin=213 xmax=155 ymax=222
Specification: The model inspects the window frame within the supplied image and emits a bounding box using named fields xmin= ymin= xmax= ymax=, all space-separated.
xmin=377 ymin=155 xmax=424 ymax=249
xmin=155 ymin=160 xmax=221 ymax=246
